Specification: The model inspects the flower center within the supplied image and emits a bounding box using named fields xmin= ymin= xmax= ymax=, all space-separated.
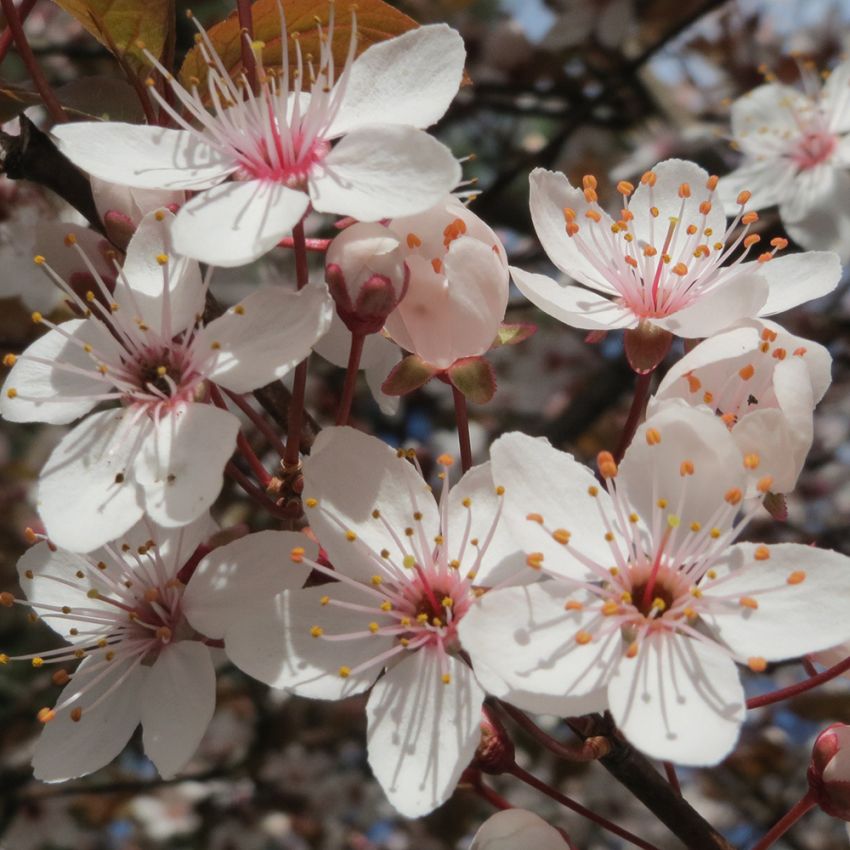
xmin=792 ymin=130 xmax=837 ymax=169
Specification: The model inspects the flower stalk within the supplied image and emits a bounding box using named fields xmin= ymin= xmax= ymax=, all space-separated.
xmin=749 ymin=790 xmax=817 ymax=850
xmin=336 ymin=332 xmax=365 ymax=425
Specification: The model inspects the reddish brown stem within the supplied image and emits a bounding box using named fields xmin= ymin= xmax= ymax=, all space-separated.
xmin=452 ymin=385 xmax=472 ymax=473
xmin=0 ymin=0 xmax=36 ymax=64
xmin=614 ymin=369 xmax=653 ymax=463
xmin=236 ymin=430 xmax=271 ymax=487
xmin=277 ymin=236 xmax=332 ymax=252
xmin=509 ymin=763 xmax=660 ymax=850
xmin=663 ymin=761 xmax=682 ymax=795
xmin=236 ymin=0 xmax=257 ymax=90
xmin=336 ymin=332 xmax=365 ymax=426
xmin=283 ymin=220 xmax=311 ymax=470
xmin=225 ymin=461 xmax=288 ymax=519
xmin=749 ymin=790 xmax=816 ymax=850
xmin=498 ymin=701 xmax=609 ymax=762
xmin=222 ymin=388 xmax=288 ymax=458
xmin=747 ymin=653 xmax=850 ymax=709
xmin=0 ymin=0 xmax=66 ymax=123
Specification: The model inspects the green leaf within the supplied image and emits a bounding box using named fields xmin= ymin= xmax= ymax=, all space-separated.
xmin=180 ymin=0 xmax=418 ymax=91
xmin=381 ymin=354 xmax=437 ymax=396
xmin=50 ymin=0 xmax=173 ymax=76
xmin=447 ymin=356 xmax=496 ymax=404
xmin=492 ymin=322 xmax=537 ymax=348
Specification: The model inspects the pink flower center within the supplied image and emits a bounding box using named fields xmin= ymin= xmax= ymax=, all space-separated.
xmin=792 ymin=130 xmax=837 ymax=170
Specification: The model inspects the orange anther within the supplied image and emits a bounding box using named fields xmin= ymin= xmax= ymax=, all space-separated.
xmin=640 ymin=171 xmax=657 ymax=186
xmin=787 ymin=570 xmax=806 ymax=585
xmin=584 ymin=188 xmax=598 ymax=203
xmin=770 ymin=237 xmax=788 ymax=250
xmin=553 ymin=528 xmax=571 ymax=545
xmin=582 ymin=174 xmax=598 ymax=189
xmin=678 ymin=183 xmax=691 ymax=198
xmin=754 ymin=545 xmax=770 ymax=561
xmin=617 ymin=180 xmax=635 ymax=196
xmin=739 ymin=364 xmax=755 ymax=380
xmin=624 ymin=255 xmax=638 ymax=268
xmin=575 ymin=630 xmax=593 ymax=645
xmin=563 ymin=207 xmax=577 ymax=222
xmin=739 ymin=596 xmax=759 ymax=610
xmin=680 ymin=460 xmax=695 ymax=476
xmin=772 ymin=348 xmax=787 ymax=360
xmin=672 ymin=262 xmax=688 ymax=276
xmin=725 ymin=488 xmax=743 ymax=505
xmin=526 ymin=513 xmax=544 ymax=524
xmin=748 ymin=657 xmax=768 ymax=672
xmin=706 ymin=175 xmax=719 ymax=190
xmin=699 ymin=200 xmax=712 ymax=215
xmin=737 ymin=190 xmax=752 ymax=205
xmin=37 ymin=708 xmax=56 ymax=724
xmin=686 ymin=374 xmax=701 ymax=393
xmin=585 ymin=209 xmax=601 ymax=222
xmin=597 ymin=451 xmax=618 ymax=478
xmin=793 ymin=347 xmax=807 ymax=356
xmin=565 ymin=599 xmax=584 ymax=611
xmin=526 ymin=552 xmax=544 ymax=570
xmin=646 ymin=428 xmax=661 ymax=445
xmin=757 ymin=475 xmax=773 ymax=493
xmin=743 ymin=453 xmax=760 ymax=469
xmin=566 ymin=222 xmax=580 ymax=237
xmin=431 ymin=258 xmax=443 ymax=274
xmin=743 ymin=233 xmax=760 ymax=247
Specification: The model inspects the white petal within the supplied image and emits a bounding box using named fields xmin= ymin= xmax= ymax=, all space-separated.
xmin=510 ymin=266 xmax=635 ymax=331
xmin=1 ymin=320 xmax=118 ymax=424
xmin=490 ymin=431 xmax=618 ymax=580
xmin=141 ymin=642 xmax=216 ymax=779
xmin=194 ymin=283 xmax=332 ymax=393
xmin=52 ymin=123 xmax=236 ymax=190
xmin=303 ymin=426 xmax=440 ymax=584
xmin=366 ymin=651 xmax=484 ymax=817
xmin=730 ymin=407 xmax=801 ymax=494
xmin=528 ymin=168 xmax=619 ymax=293
xmin=38 ymin=410 xmax=147 ymax=552
xmin=470 ymin=810 xmax=568 ymax=850
xmin=116 ymin=210 xmax=205 ymax=337
xmin=717 ymin=160 xmax=794 ymax=213
xmin=459 ymin=583 xmax=616 ymax=716
xmin=16 ymin=543 xmax=114 ymax=642
xmin=32 ymin=656 xmax=145 ymax=781
xmin=182 ymin=530 xmax=316 ymax=639
xmin=225 ymin=584 xmax=391 ymax=699
xmin=729 ymin=84 xmax=810 ymax=151
xmin=778 ymin=167 xmax=850 ymax=262
xmin=824 ymin=59 xmax=850 ymax=133
xmin=90 ymin=177 xmax=184 ymax=225
xmin=312 ymin=126 xmax=461 ymax=220
xmin=447 ymin=462 xmax=526 ymax=587
xmin=654 ymin=273 xmax=768 ymax=338
xmin=134 ymin=403 xmax=239 ymax=528
xmin=751 ymin=251 xmax=842 ymax=316
xmin=607 ymin=632 xmax=745 ymax=765
xmin=621 ymin=402 xmax=744 ymax=534
xmin=702 ymin=543 xmax=850 ymax=660
xmin=629 ymin=160 xmax=725 ymax=248
xmin=172 ymin=179 xmax=310 ymax=267
xmin=328 ymin=25 xmax=464 ymax=137
xmin=363 ymin=336 xmax=402 ymax=416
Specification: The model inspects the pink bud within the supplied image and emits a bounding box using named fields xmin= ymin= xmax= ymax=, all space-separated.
xmin=383 ymin=197 xmax=509 ymax=370
xmin=475 ymin=705 xmax=515 ymax=775
xmin=325 ymin=223 xmax=408 ymax=335
xmin=808 ymin=723 xmax=850 ymax=820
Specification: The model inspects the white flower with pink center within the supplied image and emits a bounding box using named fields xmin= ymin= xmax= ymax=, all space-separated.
xmin=0 ymin=210 xmax=332 ymax=552
xmin=0 ymin=514 xmax=308 ymax=781
xmin=459 ymin=405 xmax=850 ymax=765
xmin=51 ymin=15 xmax=465 ymax=267
xmin=512 ymin=159 xmax=841 ymax=340
xmin=718 ymin=61 xmax=850 ymax=261
xmin=651 ymin=319 xmax=832 ymax=494
xmin=220 ymin=426 xmax=526 ymax=817
xmin=470 ymin=809 xmax=567 ymax=850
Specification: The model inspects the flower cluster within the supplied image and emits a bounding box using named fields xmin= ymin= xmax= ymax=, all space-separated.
xmin=3 ymin=6 xmax=850 ymax=849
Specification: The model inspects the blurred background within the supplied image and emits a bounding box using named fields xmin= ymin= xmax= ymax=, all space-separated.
xmin=2 ymin=0 xmax=850 ymax=847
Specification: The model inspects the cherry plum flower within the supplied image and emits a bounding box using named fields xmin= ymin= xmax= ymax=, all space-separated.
xmin=51 ymin=17 xmax=465 ymax=266
xmin=0 ymin=210 xmax=332 ymax=552
xmin=0 ymin=515 xmax=311 ymax=781
xmin=718 ymin=61 xmax=850 ymax=260
xmin=222 ymin=426 xmax=526 ymax=816
xmin=809 ymin=723 xmax=850 ymax=820
xmin=383 ymin=196 xmax=509 ymax=370
xmin=650 ymin=319 xmax=832 ymax=494
xmin=459 ymin=405 xmax=850 ymax=765
xmin=512 ymin=159 xmax=841 ymax=341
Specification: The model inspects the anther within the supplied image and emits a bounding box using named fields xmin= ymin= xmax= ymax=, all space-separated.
xmin=737 ymin=190 xmax=752 ymax=205
xmin=526 ymin=553 xmax=544 ymax=570
xmin=787 ymin=570 xmax=806 ymax=585
xmin=597 ymin=451 xmax=617 ymax=478
xmin=754 ymin=545 xmax=770 ymax=561
xmin=743 ymin=453 xmax=760 ymax=469
xmin=645 ymin=428 xmax=661 ymax=446
xmin=724 ymin=488 xmax=743 ymax=505
xmin=680 ymin=460 xmax=694 ymax=476
xmin=747 ymin=657 xmax=767 ymax=672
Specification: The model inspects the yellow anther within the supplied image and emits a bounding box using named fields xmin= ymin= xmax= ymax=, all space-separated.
xmin=646 ymin=428 xmax=661 ymax=446
xmin=672 ymin=262 xmax=688 ymax=276
xmin=370 ymin=575 xmax=382 ymax=586
xmin=617 ymin=180 xmax=635 ymax=196
xmin=552 ymin=528 xmax=571 ymax=545
xmin=380 ymin=601 xmax=392 ymax=611
xmin=690 ymin=522 xmax=701 ymax=533
xmin=437 ymin=453 xmax=454 ymax=467
xmin=588 ymin=485 xmax=599 ymax=497
xmin=154 ymin=209 xmax=166 ymax=220
xmin=657 ymin=498 xmax=668 ymax=509
xmin=449 ymin=559 xmax=460 ymax=570
xmin=747 ymin=657 xmax=767 ymax=673
xmin=2 ymin=354 xmax=16 ymax=367
xmin=526 ymin=552 xmax=544 ymax=569
xmin=651 ymin=597 xmax=666 ymax=611
xmin=339 ymin=666 xmax=351 ymax=678
xmin=597 ymin=451 xmax=617 ymax=478
xmin=345 ymin=530 xmax=357 ymax=542
xmin=575 ymin=630 xmax=593 ymax=645
xmin=667 ymin=515 xmax=681 ymax=529
xmin=604 ymin=531 xmax=614 ymax=541
xmin=690 ymin=587 xmax=703 ymax=598
xmin=526 ymin=513 xmax=544 ymax=524
xmin=31 ymin=311 xmax=43 ymax=324
xmin=290 ymin=547 xmax=305 ymax=564
xmin=462 ymin=497 xmax=472 ymax=508
xmin=724 ymin=488 xmax=742 ymax=505
xmin=441 ymin=673 xmax=452 ymax=685
xmin=640 ymin=170 xmax=657 ymax=186
xmin=33 ymin=254 xmax=45 ymax=265
xmin=305 ymin=497 xmax=318 ymax=508
xmin=629 ymin=513 xmax=639 ymax=524
xmin=620 ymin=591 xmax=633 ymax=603
xmin=495 ymin=485 xmax=505 ymax=496
xmin=403 ymin=555 xmax=416 ymax=568
xmin=680 ymin=460 xmax=694 ymax=476
xmin=757 ymin=475 xmax=773 ymax=494
xmin=233 ymin=305 xmax=245 ymax=315
xmin=709 ymin=527 xmax=721 ymax=539
xmin=368 ymin=622 xmax=380 ymax=634
xmin=5 ymin=388 xmax=16 ymax=399
xmin=601 ymin=601 xmax=620 ymax=616
xmin=37 ymin=708 xmax=56 ymax=724
xmin=406 ymin=233 xmax=422 ymax=248
xmin=155 ymin=253 xmax=168 ymax=266
xmin=743 ymin=453 xmax=760 ymax=469
xmin=753 ymin=545 xmax=770 ymax=561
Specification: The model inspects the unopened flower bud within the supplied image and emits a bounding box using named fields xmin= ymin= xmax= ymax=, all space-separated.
xmin=623 ymin=321 xmax=673 ymax=374
xmin=475 ymin=705 xmax=515 ymax=775
xmin=470 ymin=809 xmax=568 ymax=850
xmin=808 ymin=723 xmax=850 ymax=819
xmin=325 ymin=223 xmax=409 ymax=335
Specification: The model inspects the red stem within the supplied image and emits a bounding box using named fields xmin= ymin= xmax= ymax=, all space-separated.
xmin=0 ymin=0 xmax=66 ymax=123
xmin=222 ymin=387 xmax=288 ymax=458
xmin=749 ymin=790 xmax=816 ymax=850
xmin=336 ymin=332 xmax=365 ymax=426
xmin=277 ymin=236 xmax=332 ymax=252
xmin=747 ymin=653 xmax=850 ymax=709
xmin=225 ymin=461 xmax=288 ymax=520
xmin=663 ymin=761 xmax=682 ymax=795
xmin=236 ymin=0 xmax=257 ymax=90
xmin=498 ymin=701 xmax=608 ymax=762
xmin=283 ymin=220 xmax=311 ymax=470
xmin=509 ymin=763 xmax=660 ymax=850
xmin=452 ymin=385 xmax=472 ymax=473
xmin=236 ymin=430 xmax=271 ymax=487
xmin=614 ymin=369 xmax=653 ymax=463
xmin=0 ymin=0 xmax=36 ymax=64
